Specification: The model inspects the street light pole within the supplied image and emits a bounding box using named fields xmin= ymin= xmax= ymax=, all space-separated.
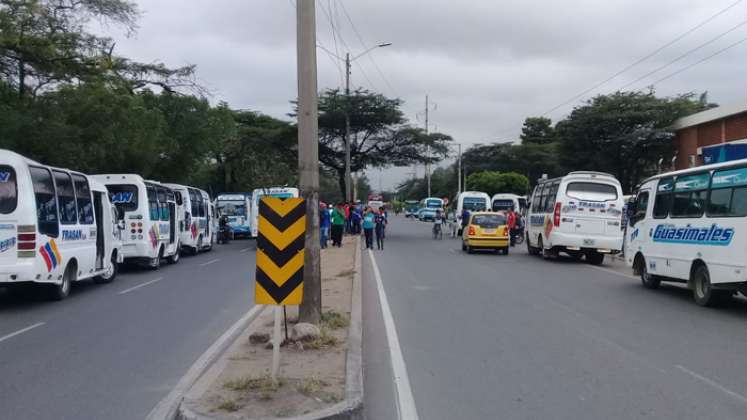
xmin=457 ymin=143 xmax=462 ymax=195
xmin=297 ymin=0 xmax=321 ymax=324
xmin=341 ymin=43 xmax=391 ymax=203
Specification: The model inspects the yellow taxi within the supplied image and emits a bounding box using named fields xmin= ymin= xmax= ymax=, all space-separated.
xmin=462 ymin=211 xmax=510 ymax=254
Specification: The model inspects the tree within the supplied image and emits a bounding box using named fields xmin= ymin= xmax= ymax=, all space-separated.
xmin=311 ymin=88 xmax=452 ymax=197
xmin=556 ymin=91 xmax=713 ymax=192
xmin=520 ymin=117 xmax=555 ymax=145
xmin=466 ymin=171 xmax=529 ymax=196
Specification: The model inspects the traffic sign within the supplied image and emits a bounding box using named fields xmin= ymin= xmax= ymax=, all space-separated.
xmin=255 ymin=197 xmax=306 ymax=305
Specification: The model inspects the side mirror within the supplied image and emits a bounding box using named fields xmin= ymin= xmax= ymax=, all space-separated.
xmin=117 ymin=220 xmax=126 ymax=231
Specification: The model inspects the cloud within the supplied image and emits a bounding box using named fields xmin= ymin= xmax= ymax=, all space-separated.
xmin=105 ymin=0 xmax=747 ymax=189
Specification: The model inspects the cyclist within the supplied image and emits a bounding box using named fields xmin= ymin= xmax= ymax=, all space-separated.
xmin=433 ymin=209 xmax=445 ymax=239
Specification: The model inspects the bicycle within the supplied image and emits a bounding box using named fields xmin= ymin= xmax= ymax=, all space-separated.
xmin=432 ymin=223 xmax=443 ymax=240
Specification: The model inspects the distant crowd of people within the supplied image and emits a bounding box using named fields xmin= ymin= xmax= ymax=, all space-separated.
xmin=319 ymin=202 xmax=388 ymax=250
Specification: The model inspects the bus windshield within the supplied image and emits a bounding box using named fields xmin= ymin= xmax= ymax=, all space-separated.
xmin=107 ymin=184 xmax=139 ymax=212
xmin=217 ymin=202 xmax=246 ymax=217
xmin=426 ymin=199 xmax=442 ymax=208
xmin=462 ymin=197 xmax=486 ymax=211
xmin=566 ymin=182 xmax=618 ymax=201
xmin=492 ymin=199 xmax=514 ymax=211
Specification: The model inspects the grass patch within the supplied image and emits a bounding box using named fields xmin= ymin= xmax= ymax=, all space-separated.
xmin=215 ymin=397 xmax=241 ymax=412
xmin=296 ymin=377 xmax=328 ymax=396
xmin=304 ymin=327 xmax=339 ymax=350
xmin=224 ymin=374 xmax=283 ymax=393
xmin=321 ymin=310 xmax=349 ymax=330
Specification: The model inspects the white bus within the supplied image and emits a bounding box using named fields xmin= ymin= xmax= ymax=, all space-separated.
xmin=626 ymin=159 xmax=747 ymax=306
xmin=250 ymin=187 xmax=300 ymax=238
xmin=92 ymin=175 xmax=182 ymax=269
xmin=454 ymin=192 xmax=490 ymax=232
xmin=491 ymin=193 xmax=528 ymax=214
xmin=526 ymin=171 xmax=624 ymax=265
xmin=215 ymin=193 xmax=252 ymax=237
xmin=165 ymin=183 xmax=215 ymax=254
xmin=0 ymin=150 xmax=124 ymax=300
xmin=418 ymin=197 xmax=445 ymax=221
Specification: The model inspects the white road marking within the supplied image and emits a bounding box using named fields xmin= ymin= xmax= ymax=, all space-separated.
xmin=676 ymin=365 xmax=747 ymax=405
xmin=0 ymin=322 xmax=45 ymax=344
xmin=239 ymin=247 xmax=252 ymax=253
xmin=199 ymin=258 xmax=221 ymax=267
xmin=369 ymin=249 xmax=420 ymax=420
xmin=587 ymin=264 xmax=638 ymax=280
xmin=117 ymin=277 xmax=163 ymax=295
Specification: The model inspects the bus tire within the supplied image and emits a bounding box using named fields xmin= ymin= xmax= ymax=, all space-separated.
xmin=94 ymin=252 xmax=118 ymax=284
xmin=692 ymin=264 xmax=730 ymax=307
xmin=586 ymin=251 xmax=604 ymax=266
xmin=636 ymin=255 xmax=660 ymax=290
xmin=167 ymin=245 xmax=180 ymax=264
xmin=49 ymin=263 xmax=75 ymax=301
xmin=527 ymin=234 xmax=540 ymax=256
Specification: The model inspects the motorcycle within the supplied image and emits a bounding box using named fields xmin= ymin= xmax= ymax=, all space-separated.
xmin=217 ymin=221 xmax=232 ymax=244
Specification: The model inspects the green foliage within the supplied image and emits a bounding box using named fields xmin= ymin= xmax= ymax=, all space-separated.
xmin=396 ymin=166 xmax=457 ymax=201
xmin=312 ymin=88 xmax=452 ymax=197
xmin=556 ymin=91 xmax=713 ymax=192
xmin=466 ymin=171 xmax=529 ymax=196
xmin=520 ymin=117 xmax=555 ymax=145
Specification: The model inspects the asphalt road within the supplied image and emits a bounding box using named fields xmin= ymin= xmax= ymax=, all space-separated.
xmin=365 ymin=215 xmax=747 ymax=420
xmin=0 ymin=240 xmax=255 ymax=420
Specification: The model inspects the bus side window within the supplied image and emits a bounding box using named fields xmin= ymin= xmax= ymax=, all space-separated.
xmin=157 ymin=187 xmax=168 ymax=221
xmin=708 ymin=166 xmax=747 ymax=217
xmin=189 ymin=189 xmax=199 ymax=217
xmin=53 ymin=170 xmax=78 ymax=225
xmin=544 ymin=182 xmax=559 ymax=213
xmin=29 ymin=166 xmax=59 ymax=238
xmin=653 ymin=177 xmax=674 ymax=219
xmin=147 ymin=185 xmax=159 ymax=221
xmin=72 ymin=174 xmax=94 ymax=225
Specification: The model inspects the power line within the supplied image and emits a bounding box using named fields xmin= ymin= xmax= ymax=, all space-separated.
xmin=649 ymin=34 xmax=747 ymax=86
xmin=538 ymin=0 xmax=744 ymax=117
xmin=619 ymin=19 xmax=747 ymax=91
xmin=337 ymin=0 xmax=398 ymax=97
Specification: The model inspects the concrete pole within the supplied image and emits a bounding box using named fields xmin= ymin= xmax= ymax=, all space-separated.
xmin=297 ymin=0 xmax=321 ymax=325
xmin=457 ymin=143 xmax=462 ymax=195
xmin=425 ymin=95 xmax=431 ymax=197
xmin=344 ymin=52 xmax=352 ymax=202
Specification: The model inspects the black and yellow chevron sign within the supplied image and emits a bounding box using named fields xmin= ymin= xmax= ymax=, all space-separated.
xmin=255 ymin=197 xmax=306 ymax=305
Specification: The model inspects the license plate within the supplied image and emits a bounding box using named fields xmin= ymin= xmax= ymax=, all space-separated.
xmin=484 ymin=229 xmax=496 ymax=234
xmin=583 ymin=239 xmax=595 ymax=246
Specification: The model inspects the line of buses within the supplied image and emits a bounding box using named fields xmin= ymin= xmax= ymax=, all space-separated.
xmin=0 ymin=149 xmax=297 ymax=300
xmin=407 ymin=159 xmax=747 ymax=308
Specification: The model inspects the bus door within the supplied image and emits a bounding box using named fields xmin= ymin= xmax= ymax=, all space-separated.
xmin=93 ymin=191 xmax=105 ymax=269
xmin=169 ymin=201 xmax=176 ymax=244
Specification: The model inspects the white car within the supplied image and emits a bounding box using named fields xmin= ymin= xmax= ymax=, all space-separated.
xmin=525 ymin=171 xmax=624 ymax=265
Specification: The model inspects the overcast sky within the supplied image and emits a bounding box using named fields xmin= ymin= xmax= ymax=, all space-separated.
xmin=106 ymin=0 xmax=747 ymax=190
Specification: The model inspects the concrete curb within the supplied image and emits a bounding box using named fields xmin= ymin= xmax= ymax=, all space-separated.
xmin=146 ymin=304 xmax=267 ymax=420
xmin=176 ymin=236 xmax=364 ymax=420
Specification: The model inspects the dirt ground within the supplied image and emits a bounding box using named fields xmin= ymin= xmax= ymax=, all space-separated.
xmin=190 ymin=236 xmax=356 ymax=419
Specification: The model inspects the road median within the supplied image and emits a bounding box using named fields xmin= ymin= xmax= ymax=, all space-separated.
xmin=171 ymin=235 xmax=362 ymax=420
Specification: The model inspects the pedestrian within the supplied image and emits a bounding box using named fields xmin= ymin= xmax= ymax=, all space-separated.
xmin=507 ymin=208 xmax=517 ymax=246
xmin=331 ymin=203 xmax=346 ymax=247
xmin=344 ymin=202 xmax=351 ymax=234
xmin=362 ymin=207 xmax=375 ymax=249
xmin=380 ymin=206 xmax=388 ymax=238
xmin=352 ymin=206 xmax=362 ymax=235
xmin=319 ymin=202 xmax=330 ymax=249
xmin=460 ymin=208 xmax=471 ymax=236
xmin=375 ymin=208 xmax=386 ymax=250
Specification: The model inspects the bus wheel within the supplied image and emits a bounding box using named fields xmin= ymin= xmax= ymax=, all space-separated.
xmin=692 ymin=265 xmax=730 ymax=307
xmin=149 ymin=247 xmax=163 ymax=270
xmin=167 ymin=245 xmax=180 ymax=264
xmin=94 ymin=253 xmax=118 ymax=284
xmin=637 ymin=256 xmax=659 ymax=290
xmin=586 ymin=251 xmax=604 ymax=266
xmin=49 ymin=263 xmax=75 ymax=300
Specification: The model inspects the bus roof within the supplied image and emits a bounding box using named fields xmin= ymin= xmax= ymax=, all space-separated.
xmin=639 ymin=157 xmax=747 ymax=187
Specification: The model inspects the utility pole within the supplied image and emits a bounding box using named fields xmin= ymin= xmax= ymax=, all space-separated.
xmin=457 ymin=143 xmax=462 ymax=195
xmin=344 ymin=52 xmax=352 ymax=202
xmin=297 ymin=0 xmax=321 ymax=324
xmin=425 ymin=95 xmax=431 ymax=197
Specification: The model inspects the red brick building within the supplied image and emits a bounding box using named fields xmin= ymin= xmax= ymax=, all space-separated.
xmin=671 ymin=102 xmax=747 ymax=170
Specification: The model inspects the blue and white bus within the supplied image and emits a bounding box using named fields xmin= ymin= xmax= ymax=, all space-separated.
xmin=418 ymin=197 xmax=445 ymax=221
xmin=626 ymin=158 xmax=747 ymax=306
xmin=215 ymin=193 xmax=252 ymax=238
xmin=250 ymin=187 xmax=300 ymax=237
